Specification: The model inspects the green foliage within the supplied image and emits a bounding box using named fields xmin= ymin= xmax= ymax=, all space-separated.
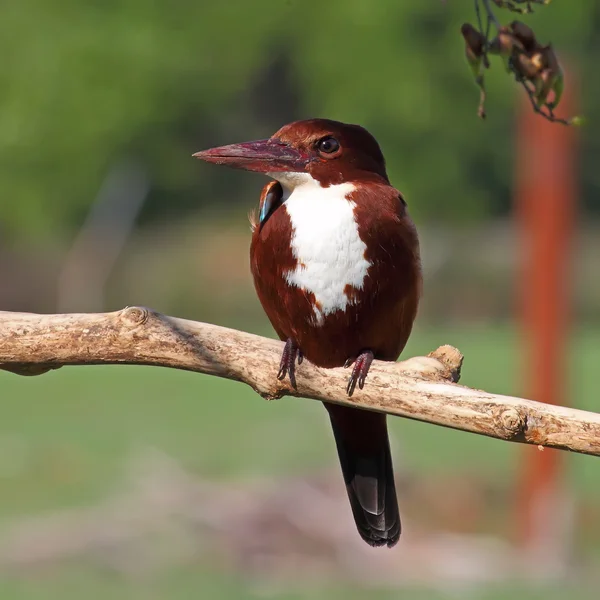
xmin=0 ymin=1 xmax=283 ymax=237
xmin=0 ymin=0 xmax=596 ymax=240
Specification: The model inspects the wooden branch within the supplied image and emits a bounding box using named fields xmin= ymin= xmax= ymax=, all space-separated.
xmin=1 ymin=307 xmax=599 ymax=457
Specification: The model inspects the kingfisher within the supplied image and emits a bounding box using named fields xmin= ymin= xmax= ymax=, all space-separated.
xmin=194 ymin=119 xmax=422 ymax=547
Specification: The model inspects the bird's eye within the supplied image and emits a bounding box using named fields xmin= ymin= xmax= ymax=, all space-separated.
xmin=317 ymin=136 xmax=340 ymax=155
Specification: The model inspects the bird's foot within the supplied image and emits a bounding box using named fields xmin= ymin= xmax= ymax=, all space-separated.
xmin=344 ymin=350 xmax=374 ymax=397
xmin=277 ymin=338 xmax=303 ymax=389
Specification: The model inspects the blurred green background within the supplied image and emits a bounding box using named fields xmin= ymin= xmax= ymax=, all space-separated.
xmin=1 ymin=1 xmax=599 ymax=599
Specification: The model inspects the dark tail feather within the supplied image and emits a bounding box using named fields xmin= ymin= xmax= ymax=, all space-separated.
xmin=325 ymin=403 xmax=401 ymax=547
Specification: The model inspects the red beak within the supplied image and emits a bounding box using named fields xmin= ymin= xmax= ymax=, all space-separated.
xmin=193 ymin=138 xmax=309 ymax=173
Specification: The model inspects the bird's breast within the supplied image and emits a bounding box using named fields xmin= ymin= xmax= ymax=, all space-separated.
xmin=282 ymin=182 xmax=371 ymax=326
xmin=250 ymin=178 xmax=421 ymax=365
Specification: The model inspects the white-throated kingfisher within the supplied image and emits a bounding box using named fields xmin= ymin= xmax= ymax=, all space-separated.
xmin=194 ymin=119 xmax=422 ymax=547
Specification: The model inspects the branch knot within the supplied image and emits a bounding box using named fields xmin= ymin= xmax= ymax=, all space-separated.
xmin=427 ymin=345 xmax=464 ymax=382
xmin=497 ymin=407 xmax=526 ymax=438
xmin=120 ymin=306 xmax=150 ymax=327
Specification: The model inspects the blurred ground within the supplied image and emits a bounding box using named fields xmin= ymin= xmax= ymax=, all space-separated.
xmin=0 ymin=326 xmax=598 ymax=599
xmin=4 ymin=217 xmax=600 ymax=324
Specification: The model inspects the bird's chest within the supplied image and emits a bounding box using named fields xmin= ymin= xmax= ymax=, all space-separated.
xmin=279 ymin=183 xmax=371 ymax=325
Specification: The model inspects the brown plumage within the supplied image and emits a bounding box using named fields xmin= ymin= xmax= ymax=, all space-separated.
xmin=194 ymin=119 xmax=422 ymax=547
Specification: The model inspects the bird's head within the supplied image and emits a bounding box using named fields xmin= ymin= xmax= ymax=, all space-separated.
xmin=193 ymin=118 xmax=389 ymax=190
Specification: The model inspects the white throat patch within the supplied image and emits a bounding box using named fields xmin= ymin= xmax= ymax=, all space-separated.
xmin=268 ymin=172 xmax=371 ymax=326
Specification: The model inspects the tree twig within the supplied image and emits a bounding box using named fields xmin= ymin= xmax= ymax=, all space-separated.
xmin=480 ymin=0 xmax=501 ymax=29
xmin=1 ymin=307 xmax=599 ymax=457
xmin=491 ymin=0 xmax=550 ymax=15
xmin=474 ymin=0 xmax=574 ymax=125
xmin=515 ymin=74 xmax=572 ymax=125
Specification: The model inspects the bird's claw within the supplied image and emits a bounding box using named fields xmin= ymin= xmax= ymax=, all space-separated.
xmin=345 ymin=350 xmax=374 ymax=397
xmin=277 ymin=338 xmax=302 ymax=389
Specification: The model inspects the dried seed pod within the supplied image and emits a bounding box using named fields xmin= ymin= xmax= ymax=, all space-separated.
xmin=510 ymin=20 xmax=538 ymax=52
xmin=540 ymin=44 xmax=560 ymax=73
xmin=461 ymin=24 xmax=486 ymax=57
xmin=530 ymin=51 xmax=545 ymax=71
xmin=535 ymin=46 xmax=563 ymax=109
xmin=460 ymin=24 xmax=488 ymax=76
xmin=489 ymin=26 xmax=525 ymax=73
xmin=514 ymin=52 xmax=543 ymax=79
xmin=534 ymin=68 xmax=557 ymax=107
xmin=460 ymin=24 xmax=487 ymax=119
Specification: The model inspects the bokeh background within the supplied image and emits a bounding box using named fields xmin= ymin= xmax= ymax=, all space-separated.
xmin=1 ymin=1 xmax=599 ymax=599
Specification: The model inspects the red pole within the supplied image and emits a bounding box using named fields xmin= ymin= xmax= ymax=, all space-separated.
xmin=514 ymin=78 xmax=578 ymax=571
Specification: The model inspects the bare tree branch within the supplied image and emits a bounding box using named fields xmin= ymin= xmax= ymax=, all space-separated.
xmin=1 ymin=307 xmax=599 ymax=457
